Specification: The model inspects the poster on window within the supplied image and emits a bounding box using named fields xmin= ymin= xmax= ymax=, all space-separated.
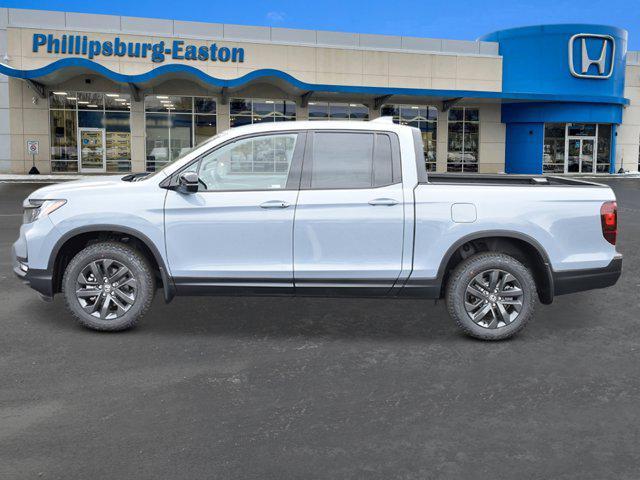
xmin=106 ymin=131 xmax=131 ymax=160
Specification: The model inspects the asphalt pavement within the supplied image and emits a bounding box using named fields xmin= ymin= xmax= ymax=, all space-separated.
xmin=1 ymin=178 xmax=639 ymax=479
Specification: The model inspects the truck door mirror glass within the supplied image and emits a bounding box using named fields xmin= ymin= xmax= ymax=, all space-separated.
xmin=178 ymin=171 xmax=199 ymax=193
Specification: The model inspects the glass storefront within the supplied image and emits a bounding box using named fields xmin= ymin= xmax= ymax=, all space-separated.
xmin=543 ymin=123 xmax=612 ymax=174
xmin=381 ymin=104 xmax=437 ymax=171
xmin=48 ymin=91 xmax=620 ymax=177
xmin=308 ymin=102 xmax=369 ymax=121
xmin=447 ymin=107 xmax=479 ymax=172
xmin=50 ymin=91 xmax=132 ymax=172
xmin=145 ymin=95 xmax=217 ymax=172
xmin=229 ymin=98 xmax=296 ymax=127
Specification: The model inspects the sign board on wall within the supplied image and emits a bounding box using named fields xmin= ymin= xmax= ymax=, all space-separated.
xmin=32 ymin=33 xmax=246 ymax=64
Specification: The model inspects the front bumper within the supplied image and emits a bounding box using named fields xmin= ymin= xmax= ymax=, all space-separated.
xmin=552 ymin=254 xmax=623 ymax=296
xmin=12 ymin=244 xmax=54 ymax=298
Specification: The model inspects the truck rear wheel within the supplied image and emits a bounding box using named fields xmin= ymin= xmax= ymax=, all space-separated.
xmin=62 ymin=242 xmax=155 ymax=331
xmin=445 ymin=252 xmax=536 ymax=340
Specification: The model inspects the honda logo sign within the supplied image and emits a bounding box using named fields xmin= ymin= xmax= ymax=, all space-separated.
xmin=568 ymin=33 xmax=615 ymax=79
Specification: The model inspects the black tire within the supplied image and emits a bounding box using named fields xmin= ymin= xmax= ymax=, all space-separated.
xmin=446 ymin=252 xmax=536 ymax=340
xmin=62 ymin=242 xmax=155 ymax=331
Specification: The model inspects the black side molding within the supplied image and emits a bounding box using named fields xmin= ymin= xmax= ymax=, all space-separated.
xmin=552 ymin=255 xmax=622 ymax=296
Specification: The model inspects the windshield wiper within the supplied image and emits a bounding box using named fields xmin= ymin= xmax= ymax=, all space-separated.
xmin=121 ymin=173 xmax=150 ymax=182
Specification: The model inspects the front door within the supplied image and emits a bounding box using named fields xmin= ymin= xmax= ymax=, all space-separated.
xmin=164 ymin=131 xmax=305 ymax=294
xmin=78 ymin=128 xmax=106 ymax=173
xmin=566 ymin=137 xmax=595 ymax=173
xmin=294 ymin=130 xmax=405 ymax=296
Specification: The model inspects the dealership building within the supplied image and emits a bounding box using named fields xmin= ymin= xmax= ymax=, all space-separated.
xmin=0 ymin=7 xmax=638 ymax=175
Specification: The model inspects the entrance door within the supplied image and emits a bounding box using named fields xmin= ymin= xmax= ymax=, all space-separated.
xmin=78 ymin=128 xmax=106 ymax=172
xmin=565 ymin=137 xmax=595 ymax=173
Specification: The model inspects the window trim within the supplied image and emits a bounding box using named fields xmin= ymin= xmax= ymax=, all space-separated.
xmin=162 ymin=130 xmax=307 ymax=193
xmin=299 ymin=129 xmax=402 ymax=191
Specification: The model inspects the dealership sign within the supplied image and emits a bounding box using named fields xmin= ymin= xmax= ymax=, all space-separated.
xmin=568 ymin=34 xmax=615 ymax=79
xmin=32 ymin=33 xmax=245 ymax=64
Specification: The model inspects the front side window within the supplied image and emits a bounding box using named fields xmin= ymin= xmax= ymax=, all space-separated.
xmin=195 ymin=133 xmax=298 ymax=191
xmin=382 ymin=104 xmax=437 ymax=171
xmin=447 ymin=107 xmax=479 ymax=172
xmin=307 ymin=132 xmax=396 ymax=189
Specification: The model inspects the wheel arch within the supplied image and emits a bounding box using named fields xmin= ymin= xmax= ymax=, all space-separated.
xmin=437 ymin=230 xmax=555 ymax=304
xmin=49 ymin=225 xmax=175 ymax=302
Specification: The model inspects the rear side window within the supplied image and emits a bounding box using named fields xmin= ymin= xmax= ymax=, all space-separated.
xmin=373 ymin=134 xmax=392 ymax=187
xmin=307 ymin=131 xmax=398 ymax=189
xmin=311 ymin=132 xmax=373 ymax=188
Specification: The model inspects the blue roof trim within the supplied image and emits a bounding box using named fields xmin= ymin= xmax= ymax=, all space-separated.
xmin=480 ymin=23 xmax=628 ymax=43
xmin=0 ymin=58 xmax=629 ymax=105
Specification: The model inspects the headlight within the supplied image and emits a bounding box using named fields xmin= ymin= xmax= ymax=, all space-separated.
xmin=23 ymin=199 xmax=66 ymax=224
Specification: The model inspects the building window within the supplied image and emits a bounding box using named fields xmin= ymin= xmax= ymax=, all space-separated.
xmin=308 ymin=102 xmax=369 ymax=121
xmin=543 ymin=123 xmax=612 ymax=174
xmin=145 ymin=95 xmax=217 ymax=172
xmin=229 ymin=98 xmax=296 ymax=127
xmin=447 ymin=107 xmax=479 ymax=172
xmin=49 ymin=91 xmax=132 ymax=173
xmin=596 ymin=124 xmax=612 ymax=173
xmin=381 ymin=104 xmax=437 ymax=171
xmin=543 ymin=123 xmax=566 ymax=173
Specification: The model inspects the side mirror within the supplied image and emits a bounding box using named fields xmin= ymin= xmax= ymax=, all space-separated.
xmin=177 ymin=171 xmax=199 ymax=193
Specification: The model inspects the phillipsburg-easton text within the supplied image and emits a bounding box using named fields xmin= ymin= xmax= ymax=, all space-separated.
xmin=32 ymin=34 xmax=245 ymax=64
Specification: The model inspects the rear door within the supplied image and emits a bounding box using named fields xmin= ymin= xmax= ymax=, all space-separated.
xmin=293 ymin=130 xmax=405 ymax=295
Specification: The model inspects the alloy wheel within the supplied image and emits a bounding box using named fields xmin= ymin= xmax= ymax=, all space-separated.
xmin=464 ymin=268 xmax=524 ymax=329
xmin=75 ymin=259 xmax=137 ymax=320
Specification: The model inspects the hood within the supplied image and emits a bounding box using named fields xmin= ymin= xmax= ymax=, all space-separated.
xmin=26 ymin=175 xmax=129 ymax=201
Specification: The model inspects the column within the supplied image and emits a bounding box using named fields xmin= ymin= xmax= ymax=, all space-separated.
xmin=130 ymin=97 xmax=145 ymax=173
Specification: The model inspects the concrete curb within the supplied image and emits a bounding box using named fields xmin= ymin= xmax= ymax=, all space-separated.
xmin=0 ymin=174 xmax=110 ymax=183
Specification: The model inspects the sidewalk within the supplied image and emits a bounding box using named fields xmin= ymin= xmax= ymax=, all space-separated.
xmin=0 ymin=174 xmax=106 ymax=183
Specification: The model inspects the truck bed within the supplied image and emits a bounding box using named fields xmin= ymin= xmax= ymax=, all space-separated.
xmin=424 ymin=174 xmax=604 ymax=187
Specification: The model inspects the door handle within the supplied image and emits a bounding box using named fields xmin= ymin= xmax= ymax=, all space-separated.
xmin=368 ymin=198 xmax=399 ymax=206
xmin=259 ymin=200 xmax=290 ymax=209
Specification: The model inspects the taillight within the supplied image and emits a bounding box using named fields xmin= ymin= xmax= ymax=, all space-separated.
xmin=600 ymin=201 xmax=617 ymax=245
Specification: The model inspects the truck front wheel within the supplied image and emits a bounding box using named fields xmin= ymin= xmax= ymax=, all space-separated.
xmin=62 ymin=242 xmax=155 ymax=331
xmin=445 ymin=252 xmax=537 ymax=340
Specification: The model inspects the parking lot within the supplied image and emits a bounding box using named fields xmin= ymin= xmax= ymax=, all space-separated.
xmin=1 ymin=178 xmax=639 ymax=479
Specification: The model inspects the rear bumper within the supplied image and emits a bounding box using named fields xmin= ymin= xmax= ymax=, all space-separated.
xmin=552 ymin=255 xmax=622 ymax=296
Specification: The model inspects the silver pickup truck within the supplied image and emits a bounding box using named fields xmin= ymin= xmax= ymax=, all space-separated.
xmin=13 ymin=118 xmax=622 ymax=340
